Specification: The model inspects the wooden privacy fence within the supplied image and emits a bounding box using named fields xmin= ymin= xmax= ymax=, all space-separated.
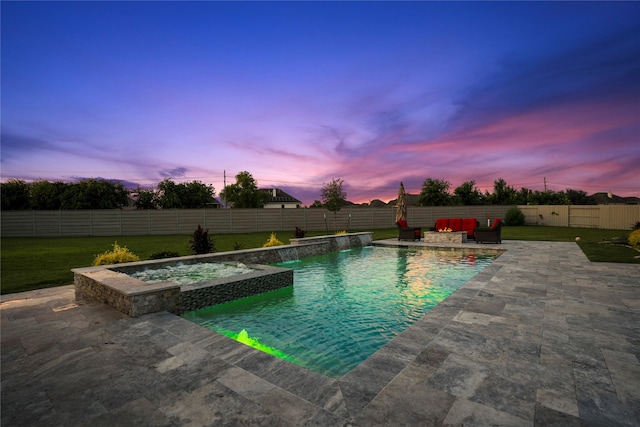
xmin=1 ymin=205 xmax=637 ymax=237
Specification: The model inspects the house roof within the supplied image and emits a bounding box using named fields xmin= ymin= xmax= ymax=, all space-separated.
xmin=261 ymin=188 xmax=302 ymax=204
xmin=590 ymin=192 xmax=640 ymax=205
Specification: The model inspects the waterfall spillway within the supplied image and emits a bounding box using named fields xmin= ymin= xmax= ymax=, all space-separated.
xmin=358 ymin=234 xmax=372 ymax=247
xmin=336 ymin=236 xmax=351 ymax=251
xmin=278 ymin=247 xmax=299 ymax=262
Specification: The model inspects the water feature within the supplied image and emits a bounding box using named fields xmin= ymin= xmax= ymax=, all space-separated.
xmin=335 ymin=235 xmax=350 ymax=251
xmin=358 ymin=233 xmax=372 ymax=247
xmin=129 ymin=262 xmax=255 ymax=286
xmin=277 ymin=247 xmax=299 ymax=263
xmin=183 ymin=246 xmax=497 ymax=378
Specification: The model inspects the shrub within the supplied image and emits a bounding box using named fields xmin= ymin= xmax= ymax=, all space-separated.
xmin=148 ymin=251 xmax=180 ymax=260
xmin=190 ymin=224 xmax=214 ymax=254
xmin=294 ymin=226 xmax=305 ymax=238
xmin=263 ymin=232 xmax=284 ymax=247
xmin=631 ymin=221 xmax=640 ymax=230
xmin=504 ymin=206 xmax=526 ymax=226
xmin=629 ymin=229 xmax=640 ymax=249
xmin=93 ymin=242 xmax=140 ymax=266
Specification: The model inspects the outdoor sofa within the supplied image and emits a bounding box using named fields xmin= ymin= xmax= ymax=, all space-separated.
xmin=435 ymin=218 xmax=480 ymax=239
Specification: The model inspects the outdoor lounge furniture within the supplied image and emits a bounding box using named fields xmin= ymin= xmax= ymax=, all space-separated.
xmin=475 ymin=218 xmax=503 ymax=244
xmin=435 ymin=217 xmax=480 ymax=239
xmin=396 ymin=220 xmax=421 ymax=241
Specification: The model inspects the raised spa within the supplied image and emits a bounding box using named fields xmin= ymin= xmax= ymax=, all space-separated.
xmin=73 ymin=232 xmax=374 ymax=317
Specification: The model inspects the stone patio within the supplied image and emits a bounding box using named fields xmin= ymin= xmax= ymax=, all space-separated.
xmin=2 ymin=240 xmax=639 ymax=426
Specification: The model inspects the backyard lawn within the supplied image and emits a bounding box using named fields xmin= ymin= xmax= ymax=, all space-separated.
xmin=1 ymin=226 xmax=637 ymax=295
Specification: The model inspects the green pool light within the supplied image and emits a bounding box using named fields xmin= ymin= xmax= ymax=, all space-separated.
xmin=220 ymin=328 xmax=297 ymax=362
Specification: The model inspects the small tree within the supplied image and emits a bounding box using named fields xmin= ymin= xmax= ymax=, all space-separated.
xmin=220 ymin=171 xmax=269 ymax=208
xmin=189 ymin=224 xmax=214 ymax=254
xmin=486 ymin=178 xmax=518 ymax=205
xmin=417 ymin=178 xmax=452 ymax=206
xmin=453 ymin=180 xmax=483 ymax=205
xmin=321 ymin=178 xmax=347 ymax=233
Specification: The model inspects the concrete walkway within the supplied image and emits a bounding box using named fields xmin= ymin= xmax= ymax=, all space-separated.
xmin=2 ymin=240 xmax=639 ymax=426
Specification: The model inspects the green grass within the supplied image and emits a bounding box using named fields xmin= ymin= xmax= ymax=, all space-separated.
xmin=1 ymin=227 xmax=637 ymax=295
xmin=502 ymin=226 xmax=640 ymax=265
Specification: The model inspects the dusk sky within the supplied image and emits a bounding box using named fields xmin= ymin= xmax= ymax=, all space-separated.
xmin=2 ymin=1 xmax=639 ymax=205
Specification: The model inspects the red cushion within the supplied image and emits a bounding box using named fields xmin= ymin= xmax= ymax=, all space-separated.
xmin=462 ymin=218 xmax=478 ymax=237
xmin=492 ymin=218 xmax=501 ymax=230
xmin=449 ymin=218 xmax=463 ymax=231
xmin=435 ymin=218 xmax=449 ymax=230
xmin=398 ymin=219 xmax=408 ymax=228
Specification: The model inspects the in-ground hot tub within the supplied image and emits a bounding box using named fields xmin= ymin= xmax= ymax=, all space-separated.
xmin=73 ymin=232 xmax=374 ymax=317
xmin=73 ymin=259 xmax=293 ymax=317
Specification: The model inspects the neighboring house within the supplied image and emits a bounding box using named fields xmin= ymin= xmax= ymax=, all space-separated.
xmin=590 ymin=192 xmax=640 ymax=205
xmin=262 ymin=188 xmax=302 ymax=209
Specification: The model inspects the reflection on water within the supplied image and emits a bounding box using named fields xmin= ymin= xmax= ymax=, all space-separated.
xmin=183 ymin=246 xmax=496 ymax=378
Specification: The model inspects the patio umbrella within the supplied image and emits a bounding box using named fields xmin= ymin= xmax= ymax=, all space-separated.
xmin=395 ymin=182 xmax=407 ymax=223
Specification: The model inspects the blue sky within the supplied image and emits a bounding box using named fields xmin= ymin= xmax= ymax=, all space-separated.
xmin=2 ymin=1 xmax=639 ymax=205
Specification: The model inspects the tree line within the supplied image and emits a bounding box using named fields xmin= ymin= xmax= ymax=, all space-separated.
xmin=414 ymin=178 xmax=594 ymax=206
xmin=0 ymin=172 xmax=264 ymax=210
xmin=1 ymin=173 xmax=594 ymax=211
xmin=0 ymin=178 xmax=215 ymax=210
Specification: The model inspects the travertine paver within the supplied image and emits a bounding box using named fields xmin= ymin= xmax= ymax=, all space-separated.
xmin=1 ymin=240 xmax=638 ymax=426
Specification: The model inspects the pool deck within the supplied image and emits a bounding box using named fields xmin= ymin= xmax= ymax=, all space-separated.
xmin=2 ymin=240 xmax=639 ymax=426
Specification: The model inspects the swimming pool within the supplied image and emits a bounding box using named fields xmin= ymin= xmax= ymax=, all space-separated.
xmin=183 ymin=246 xmax=497 ymax=378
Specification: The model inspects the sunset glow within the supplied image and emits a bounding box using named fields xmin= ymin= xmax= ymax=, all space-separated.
xmin=2 ymin=2 xmax=638 ymax=205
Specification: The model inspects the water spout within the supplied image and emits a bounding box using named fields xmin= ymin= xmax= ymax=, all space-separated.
xmin=336 ymin=235 xmax=350 ymax=251
xmin=278 ymin=247 xmax=299 ymax=262
xmin=358 ymin=234 xmax=372 ymax=247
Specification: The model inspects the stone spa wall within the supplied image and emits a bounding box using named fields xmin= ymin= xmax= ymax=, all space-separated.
xmin=73 ymin=232 xmax=373 ymax=317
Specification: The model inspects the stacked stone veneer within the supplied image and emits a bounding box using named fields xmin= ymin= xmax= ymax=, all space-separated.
xmin=73 ymin=267 xmax=181 ymax=317
xmin=179 ymin=266 xmax=292 ymax=314
xmin=73 ymin=232 xmax=373 ymax=317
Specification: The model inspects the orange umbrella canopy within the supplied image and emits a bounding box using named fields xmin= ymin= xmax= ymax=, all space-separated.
xmin=395 ymin=182 xmax=407 ymax=223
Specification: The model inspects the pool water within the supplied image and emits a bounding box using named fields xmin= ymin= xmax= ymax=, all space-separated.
xmin=129 ymin=262 xmax=255 ymax=286
xmin=183 ymin=246 xmax=496 ymax=378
